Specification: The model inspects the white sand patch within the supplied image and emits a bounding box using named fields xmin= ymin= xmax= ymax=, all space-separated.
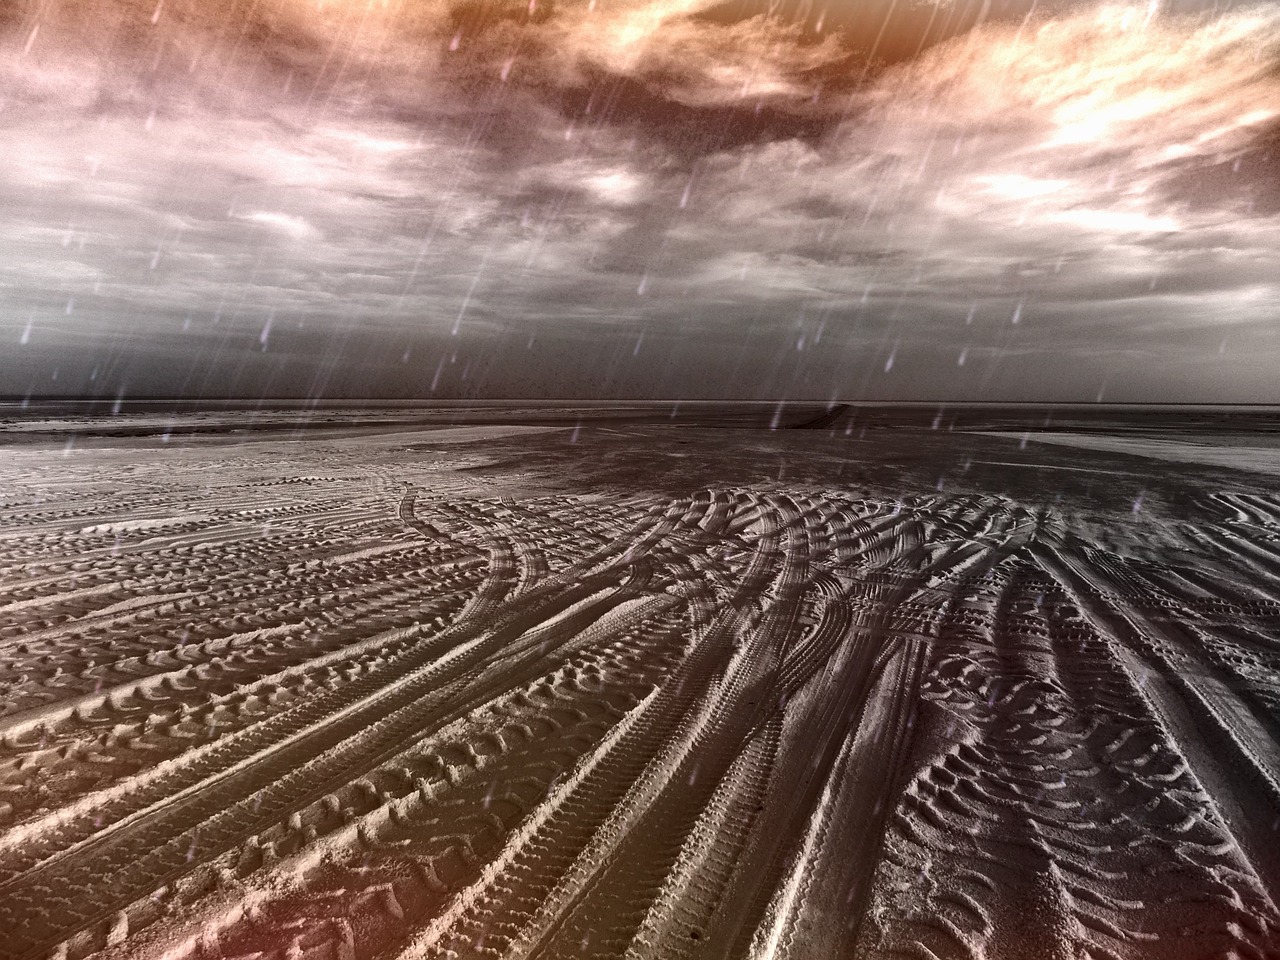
xmin=328 ymin=424 xmax=568 ymax=446
xmin=978 ymin=431 xmax=1280 ymax=476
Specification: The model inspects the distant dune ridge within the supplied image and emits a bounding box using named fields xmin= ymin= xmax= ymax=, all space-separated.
xmin=0 ymin=410 xmax=1279 ymax=959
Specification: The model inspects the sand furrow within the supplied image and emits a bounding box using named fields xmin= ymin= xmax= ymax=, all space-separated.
xmin=2 ymin=434 xmax=1279 ymax=960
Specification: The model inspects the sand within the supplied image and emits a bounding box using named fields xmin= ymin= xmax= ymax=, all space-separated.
xmin=979 ymin=429 xmax=1280 ymax=477
xmin=0 ymin=411 xmax=1278 ymax=960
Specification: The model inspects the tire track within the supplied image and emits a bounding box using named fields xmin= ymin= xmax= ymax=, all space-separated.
xmin=3 ymin=452 xmax=1280 ymax=960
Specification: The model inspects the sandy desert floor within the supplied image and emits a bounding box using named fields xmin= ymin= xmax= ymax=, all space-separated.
xmin=1 ymin=410 xmax=1279 ymax=960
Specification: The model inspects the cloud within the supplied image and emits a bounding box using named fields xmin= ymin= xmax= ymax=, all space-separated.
xmin=659 ymin=4 xmax=1280 ymax=316
xmin=2 ymin=0 xmax=1279 ymax=401
xmin=547 ymin=0 xmax=847 ymax=107
xmin=241 ymin=211 xmax=320 ymax=239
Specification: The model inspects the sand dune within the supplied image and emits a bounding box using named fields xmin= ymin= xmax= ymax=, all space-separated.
xmin=1 ymin=421 xmax=1278 ymax=960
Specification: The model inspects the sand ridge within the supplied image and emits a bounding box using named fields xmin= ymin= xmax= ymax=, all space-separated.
xmin=0 ymin=426 xmax=1278 ymax=960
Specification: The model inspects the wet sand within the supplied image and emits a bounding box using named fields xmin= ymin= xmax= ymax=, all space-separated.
xmin=1 ymin=406 xmax=1278 ymax=960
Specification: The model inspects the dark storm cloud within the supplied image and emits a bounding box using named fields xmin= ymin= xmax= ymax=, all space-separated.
xmin=2 ymin=0 xmax=1279 ymax=401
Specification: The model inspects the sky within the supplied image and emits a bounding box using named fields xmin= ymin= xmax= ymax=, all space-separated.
xmin=2 ymin=0 xmax=1278 ymax=402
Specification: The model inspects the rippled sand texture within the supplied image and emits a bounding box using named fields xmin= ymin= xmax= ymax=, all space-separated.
xmin=2 ymin=428 xmax=1280 ymax=960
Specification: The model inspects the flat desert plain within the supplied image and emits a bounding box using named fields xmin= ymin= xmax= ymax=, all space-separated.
xmin=1 ymin=406 xmax=1279 ymax=960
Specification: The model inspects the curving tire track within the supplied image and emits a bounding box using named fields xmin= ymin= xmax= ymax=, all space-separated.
xmin=0 ymin=453 xmax=1278 ymax=960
